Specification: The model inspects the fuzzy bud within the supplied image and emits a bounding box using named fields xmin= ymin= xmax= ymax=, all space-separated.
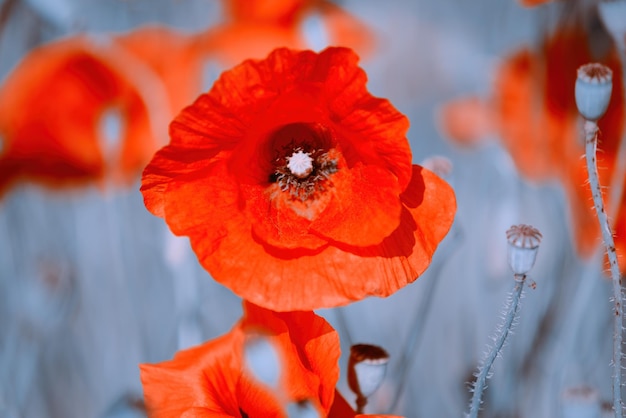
xmin=575 ymin=63 xmax=613 ymax=121
xmin=348 ymin=344 xmax=390 ymax=399
xmin=506 ymin=224 xmax=542 ymax=276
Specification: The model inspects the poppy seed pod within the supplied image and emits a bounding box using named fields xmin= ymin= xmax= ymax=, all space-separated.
xmin=347 ymin=344 xmax=389 ymax=399
xmin=575 ymin=63 xmax=613 ymax=121
xmin=506 ymin=224 xmax=542 ymax=276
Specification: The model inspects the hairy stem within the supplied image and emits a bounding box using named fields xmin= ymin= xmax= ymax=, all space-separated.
xmin=467 ymin=276 xmax=525 ymax=418
xmin=584 ymin=120 xmax=623 ymax=418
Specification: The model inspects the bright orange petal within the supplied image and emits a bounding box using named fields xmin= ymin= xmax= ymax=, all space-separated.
xmin=518 ymin=0 xmax=552 ymax=6
xmin=242 ymin=301 xmax=340 ymax=411
xmin=309 ymin=163 xmax=403 ymax=246
xmin=161 ymin=163 xmax=454 ymax=310
xmin=140 ymin=302 xmax=341 ymax=417
xmin=140 ymin=331 xmax=242 ymax=417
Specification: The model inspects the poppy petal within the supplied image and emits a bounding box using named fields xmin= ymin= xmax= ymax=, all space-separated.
xmin=140 ymin=301 xmax=341 ymax=416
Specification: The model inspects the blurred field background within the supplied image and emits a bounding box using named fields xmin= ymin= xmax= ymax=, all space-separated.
xmin=0 ymin=0 xmax=621 ymax=417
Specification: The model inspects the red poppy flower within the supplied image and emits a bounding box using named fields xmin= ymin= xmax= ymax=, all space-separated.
xmin=141 ymin=47 xmax=456 ymax=311
xmin=140 ymin=301 xmax=341 ymax=417
xmin=438 ymin=25 xmax=625 ymax=268
xmin=196 ymin=0 xmax=375 ymax=68
xmin=518 ymin=0 xmax=553 ymax=6
xmin=0 ymin=27 xmax=205 ymax=196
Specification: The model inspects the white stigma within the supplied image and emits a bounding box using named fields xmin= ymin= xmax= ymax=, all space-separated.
xmin=287 ymin=150 xmax=314 ymax=179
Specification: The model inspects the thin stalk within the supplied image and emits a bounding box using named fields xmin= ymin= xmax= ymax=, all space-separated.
xmin=355 ymin=395 xmax=367 ymax=414
xmin=583 ymin=120 xmax=623 ymax=418
xmin=467 ymin=275 xmax=525 ymax=418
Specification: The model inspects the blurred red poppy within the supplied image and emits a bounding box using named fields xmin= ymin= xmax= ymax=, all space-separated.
xmin=114 ymin=25 xmax=206 ymax=117
xmin=197 ymin=0 xmax=375 ymax=68
xmin=141 ymin=47 xmax=456 ymax=311
xmin=438 ymin=24 xmax=625 ymax=268
xmin=518 ymin=0 xmax=553 ymax=6
xmin=140 ymin=301 xmax=340 ymax=417
xmin=0 ymin=26 xmax=205 ymax=196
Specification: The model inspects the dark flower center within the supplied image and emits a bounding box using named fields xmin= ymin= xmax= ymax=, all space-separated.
xmin=267 ymin=123 xmax=338 ymax=201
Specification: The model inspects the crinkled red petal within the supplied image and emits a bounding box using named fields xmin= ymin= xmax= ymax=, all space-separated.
xmin=140 ymin=302 xmax=340 ymax=416
xmin=162 ymin=163 xmax=454 ymax=311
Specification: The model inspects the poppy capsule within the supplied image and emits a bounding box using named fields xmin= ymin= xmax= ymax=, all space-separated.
xmin=347 ymin=343 xmax=389 ymax=412
xmin=506 ymin=224 xmax=542 ymax=276
xmin=575 ymin=63 xmax=613 ymax=121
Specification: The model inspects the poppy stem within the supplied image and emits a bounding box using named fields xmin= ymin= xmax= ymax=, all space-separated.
xmin=467 ymin=275 xmax=526 ymax=418
xmin=583 ymin=120 xmax=624 ymax=418
xmin=355 ymin=395 xmax=367 ymax=414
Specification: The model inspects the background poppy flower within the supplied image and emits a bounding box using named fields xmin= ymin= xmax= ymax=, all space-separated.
xmin=141 ymin=46 xmax=457 ymax=311
xmin=438 ymin=23 xmax=625 ymax=265
xmin=0 ymin=35 xmax=173 ymax=195
xmin=114 ymin=25 xmax=206 ymax=117
xmin=0 ymin=25 xmax=209 ymax=197
xmin=518 ymin=0 xmax=553 ymax=6
xmin=140 ymin=301 xmax=341 ymax=417
xmin=196 ymin=0 xmax=375 ymax=69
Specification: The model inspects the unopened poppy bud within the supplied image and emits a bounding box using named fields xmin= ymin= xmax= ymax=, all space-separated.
xmin=506 ymin=224 xmax=542 ymax=276
xmin=575 ymin=63 xmax=613 ymax=121
xmin=243 ymin=335 xmax=281 ymax=389
xmin=348 ymin=344 xmax=389 ymax=400
xmin=598 ymin=0 xmax=626 ymax=51
xmin=561 ymin=386 xmax=601 ymax=418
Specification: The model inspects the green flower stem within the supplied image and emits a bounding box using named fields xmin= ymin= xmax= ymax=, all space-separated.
xmin=583 ymin=120 xmax=623 ymax=418
xmin=467 ymin=275 xmax=525 ymax=418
